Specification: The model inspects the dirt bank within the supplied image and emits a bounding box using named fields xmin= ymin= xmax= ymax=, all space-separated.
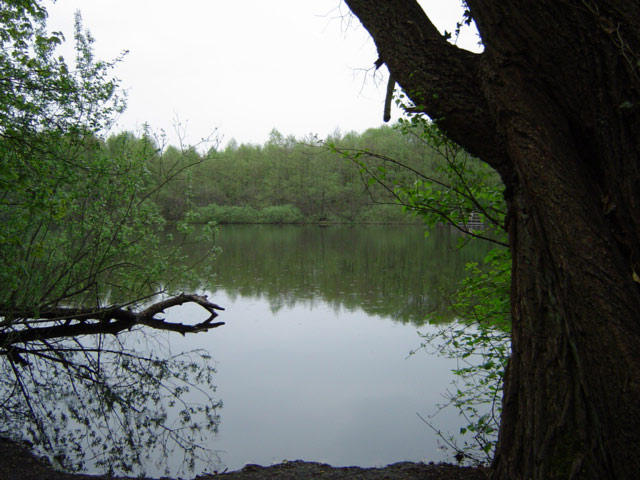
xmin=0 ymin=437 xmax=490 ymax=480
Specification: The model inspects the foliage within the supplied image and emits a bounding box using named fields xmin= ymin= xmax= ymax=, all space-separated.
xmin=146 ymin=138 xmax=220 ymax=222
xmin=395 ymin=113 xmax=505 ymax=242
xmin=414 ymin=248 xmax=510 ymax=463
xmin=1 ymin=9 xmax=134 ymax=310
xmin=194 ymin=203 xmax=304 ymax=224
xmin=0 ymin=6 xmax=221 ymax=476
xmin=148 ymin=127 xmax=431 ymax=224
xmin=116 ymin=123 xmax=506 ymax=227
xmin=386 ymin=112 xmax=510 ymax=463
xmin=395 ymin=116 xmax=509 ymax=464
xmin=0 ymin=333 xmax=222 ymax=474
xmin=328 ymin=107 xmax=511 ymax=464
xmin=258 ymin=204 xmax=305 ymax=224
xmin=328 ymin=112 xmax=506 ymax=246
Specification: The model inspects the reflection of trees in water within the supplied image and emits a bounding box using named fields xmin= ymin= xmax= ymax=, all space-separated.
xmin=0 ymin=225 xmax=224 ymax=477
xmin=1 ymin=327 xmax=222 ymax=476
xmin=1 ymin=292 xmax=225 ymax=477
xmin=0 ymin=226 xmax=490 ymax=475
xmin=204 ymin=225 xmax=492 ymax=325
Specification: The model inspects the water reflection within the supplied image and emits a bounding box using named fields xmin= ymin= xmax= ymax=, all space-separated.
xmin=167 ymin=290 xmax=468 ymax=473
xmin=159 ymin=225 xmax=493 ymax=473
xmin=4 ymin=225 xmax=494 ymax=478
xmin=204 ymin=225 xmax=491 ymax=324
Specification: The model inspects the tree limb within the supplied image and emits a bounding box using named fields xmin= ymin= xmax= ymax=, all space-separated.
xmin=0 ymin=293 xmax=225 ymax=348
xmin=344 ymin=0 xmax=509 ymax=174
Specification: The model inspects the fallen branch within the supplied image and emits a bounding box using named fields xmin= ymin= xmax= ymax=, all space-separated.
xmin=0 ymin=293 xmax=225 ymax=348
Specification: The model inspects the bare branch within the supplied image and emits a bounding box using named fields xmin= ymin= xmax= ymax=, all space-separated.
xmin=344 ymin=0 xmax=509 ymax=173
xmin=0 ymin=293 xmax=225 ymax=349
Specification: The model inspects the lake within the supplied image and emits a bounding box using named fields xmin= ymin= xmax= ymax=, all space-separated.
xmin=158 ymin=225 xmax=493 ymax=475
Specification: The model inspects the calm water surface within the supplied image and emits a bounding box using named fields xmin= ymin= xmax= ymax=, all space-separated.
xmin=163 ymin=225 xmax=491 ymax=474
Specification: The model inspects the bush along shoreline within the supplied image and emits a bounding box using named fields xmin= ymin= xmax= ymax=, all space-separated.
xmin=189 ymin=203 xmax=424 ymax=225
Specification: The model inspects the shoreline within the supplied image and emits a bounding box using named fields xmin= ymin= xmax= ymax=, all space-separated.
xmin=0 ymin=437 xmax=490 ymax=480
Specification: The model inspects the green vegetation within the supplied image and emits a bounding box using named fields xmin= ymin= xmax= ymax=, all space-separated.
xmin=391 ymin=115 xmax=509 ymax=466
xmin=104 ymin=120 xmax=504 ymax=229
xmin=195 ymin=203 xmax=304 ymax=224
xmin=330 ymin=110 xmax=511 ymax=464
xmin=129 ymin=125 xmax=454 ymax=225
xmin=414 ymin=248 xmax=510 ymax=463
xmin=184 ymin=224 xmax=492 ymax=324
xmin=1 ymin=1 xmax=510 ymax=475
xmin=0 ymin=6 xmax=220 ymax=475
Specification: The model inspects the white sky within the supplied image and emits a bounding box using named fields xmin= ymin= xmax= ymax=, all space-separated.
xmin=45 ymin=1 xmax=478 ymax=149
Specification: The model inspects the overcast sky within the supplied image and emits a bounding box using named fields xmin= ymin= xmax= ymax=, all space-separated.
xmin=45 ymin=1 xmax=478 ymax=149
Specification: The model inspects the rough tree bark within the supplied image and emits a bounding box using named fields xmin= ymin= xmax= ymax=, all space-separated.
xmin=343 ymin=1 xmax=640 ymax=479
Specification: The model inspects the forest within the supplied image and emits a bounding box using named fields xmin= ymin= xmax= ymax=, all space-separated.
xmin=106 ymin=125 xmax=489 ymax=225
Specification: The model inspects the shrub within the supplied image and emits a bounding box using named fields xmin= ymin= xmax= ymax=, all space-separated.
xmin=258 ymin=205 xmax=304 ymax=224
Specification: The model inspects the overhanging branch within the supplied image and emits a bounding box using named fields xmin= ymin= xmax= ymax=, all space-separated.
xmin=344 ymin=0 xmax=508 ymax=173
xmin=0 ymin=293 xmax=225 ymax=348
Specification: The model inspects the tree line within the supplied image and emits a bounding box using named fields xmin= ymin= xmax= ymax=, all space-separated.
xmin=111 ymin=125 xmax=491 ymax=225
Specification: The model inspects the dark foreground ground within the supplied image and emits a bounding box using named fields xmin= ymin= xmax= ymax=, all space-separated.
xmin=0 ymin=437 xmax=490 ymax=480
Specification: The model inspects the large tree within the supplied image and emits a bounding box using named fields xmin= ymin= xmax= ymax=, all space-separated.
xmin=342 ymin=1 xmax=640 ymax=479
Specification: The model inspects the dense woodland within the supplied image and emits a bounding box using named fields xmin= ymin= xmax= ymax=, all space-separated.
xmin=107 ymin=125 xmax=496 ymax=225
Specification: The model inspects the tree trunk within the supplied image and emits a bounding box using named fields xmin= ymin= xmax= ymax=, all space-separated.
xmin=343 ymin=1 xmax=640 ymax=478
